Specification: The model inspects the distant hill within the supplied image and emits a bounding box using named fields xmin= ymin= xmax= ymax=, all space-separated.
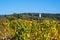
xmin=0 ymin=13 xmax=60 ymax=20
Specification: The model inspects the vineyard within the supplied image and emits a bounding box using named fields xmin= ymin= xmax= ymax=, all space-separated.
xmin=0 ymin=13 xmax=60 ymax=40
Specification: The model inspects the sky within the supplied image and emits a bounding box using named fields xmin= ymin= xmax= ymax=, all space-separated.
xmin=0 ymin=0 xmax=60 ymax=15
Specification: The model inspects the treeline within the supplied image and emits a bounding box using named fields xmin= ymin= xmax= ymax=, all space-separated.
xmin=0 ymin=13 xmax=60 ymax=20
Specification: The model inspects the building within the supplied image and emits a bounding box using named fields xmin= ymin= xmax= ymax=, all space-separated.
xmin=39 ymin=13 xmax=41 ymax=18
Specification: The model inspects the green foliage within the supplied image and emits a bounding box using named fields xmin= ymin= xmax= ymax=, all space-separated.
xmin=9 ymin=19 xmax=60 ymax=40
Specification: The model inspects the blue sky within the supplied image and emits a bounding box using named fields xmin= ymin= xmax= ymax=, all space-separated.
xmin=0 ymin=0 xmax=60 ymax=15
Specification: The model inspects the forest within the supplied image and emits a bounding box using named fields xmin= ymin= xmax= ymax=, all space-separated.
xmin=0 ymin=13 xmax=60 ymax=40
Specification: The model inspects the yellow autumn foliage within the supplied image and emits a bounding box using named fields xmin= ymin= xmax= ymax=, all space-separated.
xmin=27 ymin=33 xmax=30 ymax=38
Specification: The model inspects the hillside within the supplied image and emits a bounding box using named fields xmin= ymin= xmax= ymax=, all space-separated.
xmin=0 ymin=13 xmax=60 ymax=40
